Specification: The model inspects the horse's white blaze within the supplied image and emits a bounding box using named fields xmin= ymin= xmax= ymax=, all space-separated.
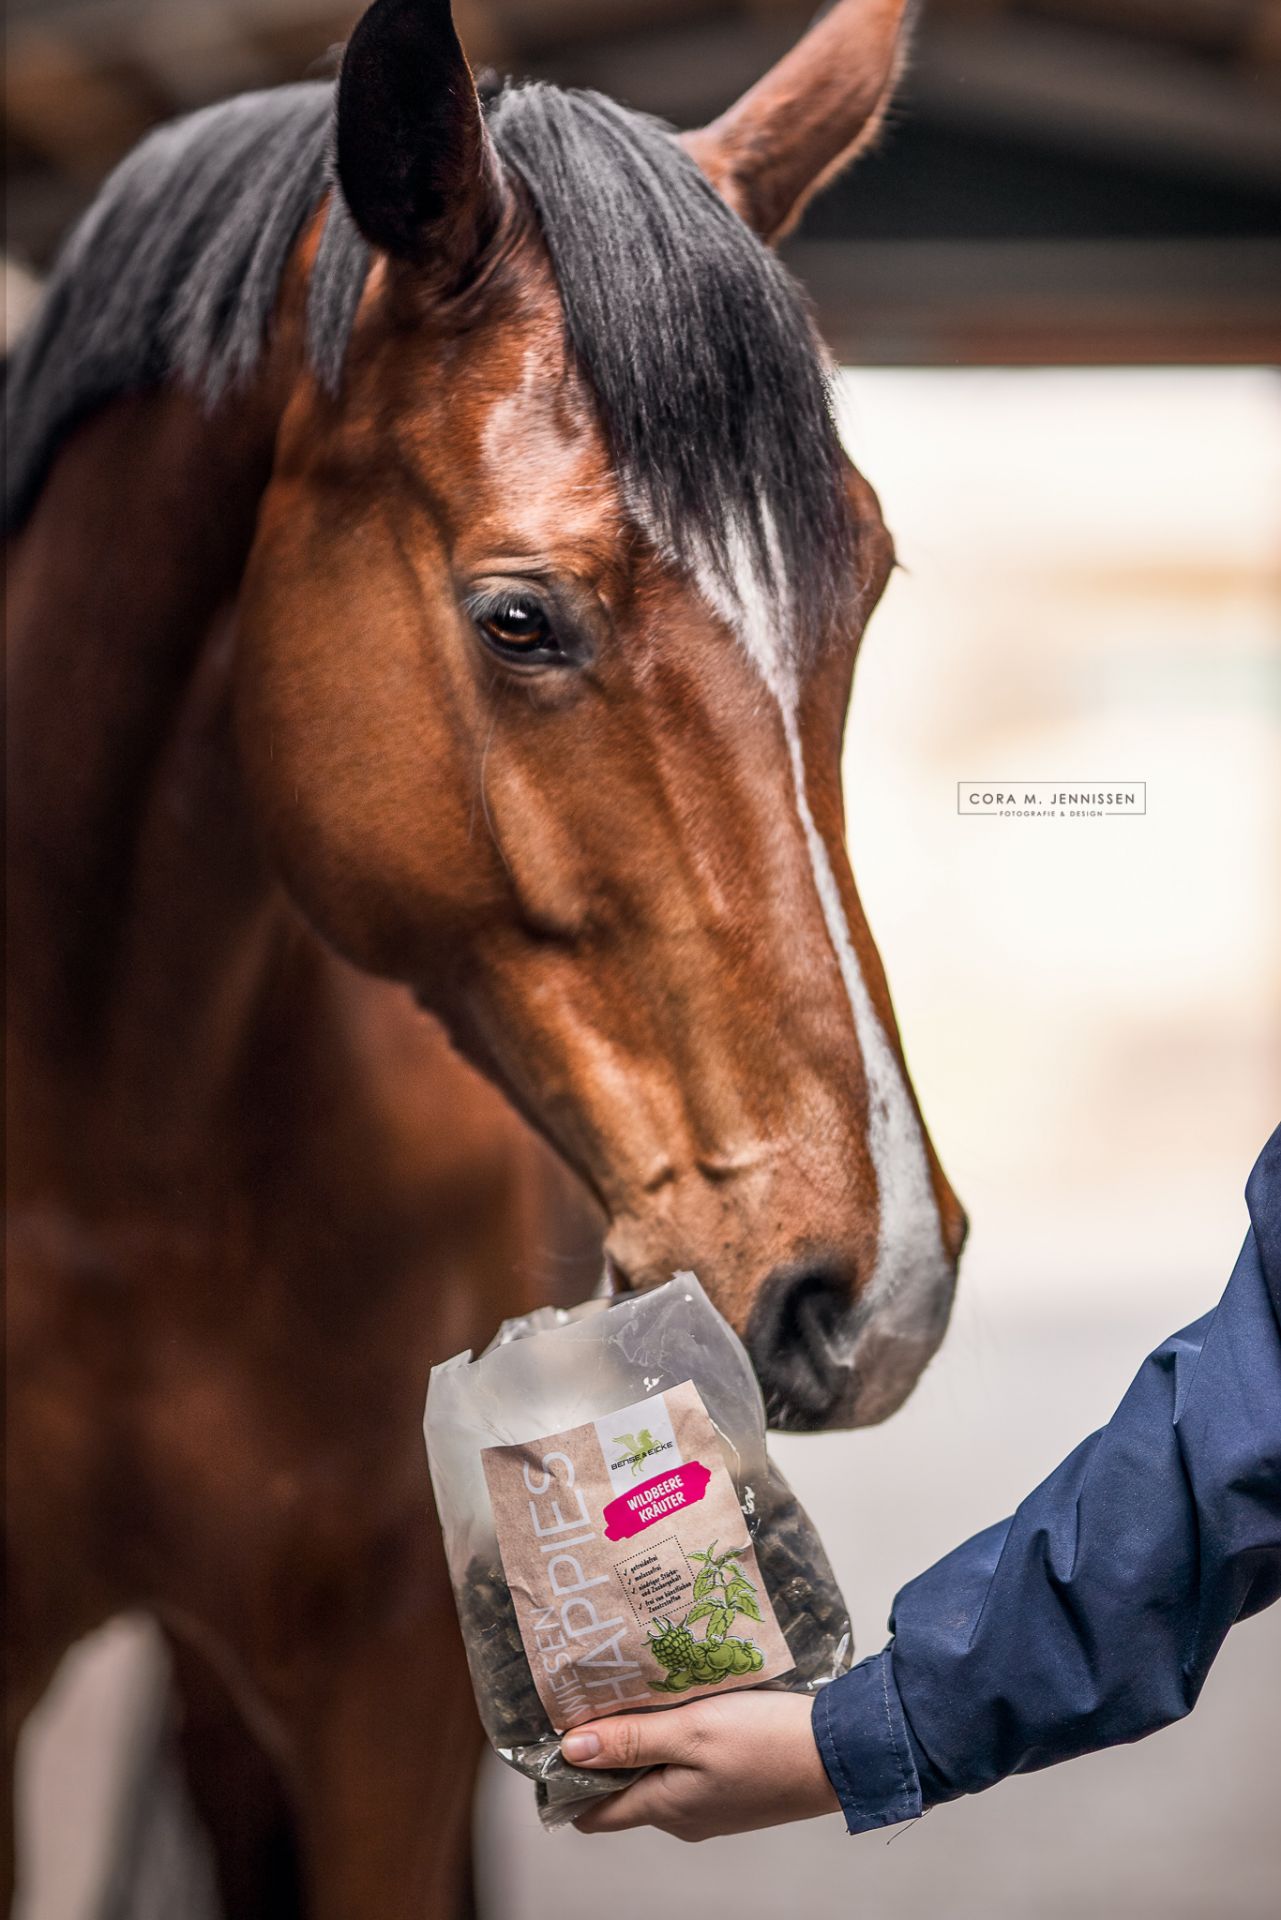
xmin=777 ymin=704 xmax=950 ymax=1350
xmin=693 ymin=532 xmax=950 ymax=1364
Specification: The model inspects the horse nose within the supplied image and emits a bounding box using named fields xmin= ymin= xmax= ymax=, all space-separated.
xmin=745 ymin=1261 xmax=855 ymax=1432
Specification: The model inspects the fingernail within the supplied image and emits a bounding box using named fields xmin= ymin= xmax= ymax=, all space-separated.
xmin=561 ymin=1730 xmax=601 ymax=1763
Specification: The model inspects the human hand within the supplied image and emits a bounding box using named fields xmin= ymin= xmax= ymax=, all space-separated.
xmin=563 ymin=1691 xmax=840 ymax=1841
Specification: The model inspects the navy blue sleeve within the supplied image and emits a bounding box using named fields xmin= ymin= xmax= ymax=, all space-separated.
xmin=814 ymin=1125 xmax=1281 ymax=1833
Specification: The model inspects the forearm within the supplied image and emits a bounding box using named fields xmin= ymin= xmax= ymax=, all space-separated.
xmin=816 ymin=1130 xmax=1281 ymax=1831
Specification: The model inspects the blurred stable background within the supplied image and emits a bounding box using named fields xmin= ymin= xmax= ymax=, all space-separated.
xmin=7 ymin=4 xmax=1281 ymax=1919
xmin=5 ymin=0 xmax=1281 ymax=354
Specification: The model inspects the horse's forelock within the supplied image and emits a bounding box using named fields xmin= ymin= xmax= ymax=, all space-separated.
xmin=486 ymin=83 xmax=854 ymax=657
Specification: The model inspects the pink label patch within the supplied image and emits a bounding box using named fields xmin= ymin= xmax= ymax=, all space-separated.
xmin=602 ymin=1461 xmax=713 ymax=1541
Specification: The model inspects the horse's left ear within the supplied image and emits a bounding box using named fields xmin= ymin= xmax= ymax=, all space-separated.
xmin=336 ymin=0 xmax=503 ymax=274
xmin=683 ymin=0 xmax=912 ymax=243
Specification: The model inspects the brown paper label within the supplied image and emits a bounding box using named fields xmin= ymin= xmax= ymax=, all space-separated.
xmin=481 ymin=1380 xmax=792 ymax=1732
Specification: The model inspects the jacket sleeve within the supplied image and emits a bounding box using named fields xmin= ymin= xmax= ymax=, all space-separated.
xmin=813 ymin=1125 xmax=1281 ymax=1834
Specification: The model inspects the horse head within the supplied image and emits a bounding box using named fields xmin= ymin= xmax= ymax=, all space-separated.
xmin=236 ymin=0 xmax=966 ymax=1429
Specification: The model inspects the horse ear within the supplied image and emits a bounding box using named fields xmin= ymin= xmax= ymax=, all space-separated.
xmin=336 ymin=0 xmax=504 ymax=273
xmin=683 ymin=0 xmax=912 ymax=243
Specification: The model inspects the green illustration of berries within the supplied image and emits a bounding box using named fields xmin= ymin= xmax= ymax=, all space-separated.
xmin=648 ymin=1621 xmax=698 ymax=1672
xmin=645 ymin=1542 xmax=766 ymax=1693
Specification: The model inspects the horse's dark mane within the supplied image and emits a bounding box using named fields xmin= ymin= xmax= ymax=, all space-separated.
xmin=5 ymin=77 xmax=852 ymax=639
xmin=2 ymin=84 xmax=366 ymax=532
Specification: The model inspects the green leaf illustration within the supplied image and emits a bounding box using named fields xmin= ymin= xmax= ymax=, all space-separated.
xmin=681 ymin=1538 xmax=767 ymax=1656
xmin=685 ymin=1600 xmax=719 ymax=1627
xmin=705 ymin=1605 xmax=732 ymax=1646
xmin=716 ymin=1545 xmax=750 ymax=1567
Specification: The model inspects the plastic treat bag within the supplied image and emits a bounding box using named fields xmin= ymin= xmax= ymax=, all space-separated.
xmin=424 ymin=1273 xmax=853 ymax=1827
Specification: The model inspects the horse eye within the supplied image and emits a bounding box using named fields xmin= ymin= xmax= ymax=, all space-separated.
xmin=477 ymin=595 xmax=558 ymax=658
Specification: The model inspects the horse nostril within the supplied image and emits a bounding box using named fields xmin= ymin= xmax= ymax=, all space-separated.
xmin=745 ymin=1262 xmax=855 ymax=1431
xmin=776 ymin=1267 xmax=845 ymax=1355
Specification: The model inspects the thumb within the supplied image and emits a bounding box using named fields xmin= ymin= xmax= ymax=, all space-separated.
xmin=561 ymin=1705 xmax=704 ymax=1772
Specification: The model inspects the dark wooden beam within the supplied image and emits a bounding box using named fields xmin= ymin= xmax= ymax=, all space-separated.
xmin=785 ymin=236 xmax=1281 ymax=363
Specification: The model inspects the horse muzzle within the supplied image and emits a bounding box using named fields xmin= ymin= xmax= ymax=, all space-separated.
xmin=745 ymin=1253 xmax=959 ymax=1431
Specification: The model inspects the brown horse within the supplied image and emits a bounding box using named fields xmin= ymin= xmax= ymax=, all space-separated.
xmin=4 ymin=1 xmax=965 ymax=1913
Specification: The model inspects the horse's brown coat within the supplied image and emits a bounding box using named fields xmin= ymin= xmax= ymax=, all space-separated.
xmin=5 ymin=3 xmax=962 ymax=1913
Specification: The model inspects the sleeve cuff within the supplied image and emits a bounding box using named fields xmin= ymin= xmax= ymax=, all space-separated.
xmin=812 ymin=1646 xmax=924 ymax=1835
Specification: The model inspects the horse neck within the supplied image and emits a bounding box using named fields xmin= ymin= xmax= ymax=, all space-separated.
xmin=7 ymin=372 xmax=300 ymax=1113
